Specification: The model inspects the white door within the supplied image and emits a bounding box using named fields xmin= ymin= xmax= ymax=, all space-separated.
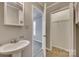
xmin=42 ymin=3 xmax=46 ymax=57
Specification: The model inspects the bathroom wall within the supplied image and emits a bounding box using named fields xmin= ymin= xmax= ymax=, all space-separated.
xmin=22 ymin=2 xmax=32 ymax=57
xmin=46 ymin=12 xmax=51 ymax=49
xmin=0 ymin=2 xmax=43 ymax=57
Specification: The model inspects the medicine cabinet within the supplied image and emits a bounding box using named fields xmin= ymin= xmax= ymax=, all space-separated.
xmin=4 ymin=2 xmax=24 ymax=26
xmin=75 ymin=3 xmax=79 ymax=25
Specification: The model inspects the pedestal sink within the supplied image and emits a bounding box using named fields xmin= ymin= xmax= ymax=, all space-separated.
xmin=0 ymin=40 xmax=30 ymax=57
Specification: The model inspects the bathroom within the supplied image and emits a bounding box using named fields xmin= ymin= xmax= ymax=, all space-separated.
xmin=0 ymin=2 xmax=78 ymax=57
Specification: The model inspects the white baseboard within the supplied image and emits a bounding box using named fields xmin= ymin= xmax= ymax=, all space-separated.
xmin=52 ymin=45 xmax=69 ymax=52
xmin=47 ymin=45 xmax=76 ymax=57
xmin=46 ymin=48 xmax=52 ymax=51
xmin=69 ymin=49 xmax=76 ymax=57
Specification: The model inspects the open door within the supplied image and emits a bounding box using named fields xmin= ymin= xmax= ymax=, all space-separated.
xmin=42 ymin=3 xmax=46 ymax=57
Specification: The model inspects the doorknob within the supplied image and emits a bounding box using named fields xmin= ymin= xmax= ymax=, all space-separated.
xmin=43 ymin=35 xmax=46 ymax=37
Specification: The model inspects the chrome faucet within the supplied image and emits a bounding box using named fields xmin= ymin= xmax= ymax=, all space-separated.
xmin=10 ymin=38 xmax=18 ymax=43
xmin=10 ymin=36 xmax=25 ymax=43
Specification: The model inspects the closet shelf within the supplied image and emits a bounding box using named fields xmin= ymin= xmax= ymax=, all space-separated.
xmin=51 ymin=19 xmax=69 ymax=23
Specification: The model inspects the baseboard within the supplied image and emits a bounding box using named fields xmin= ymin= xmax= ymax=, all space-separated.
xmin=46 ymin=48 xmax=51 ymax=51
xmin=69 ymin=49 xmax=76 ymax=57
xmin=73 ymin=49 xmax=76 ymax=56
xmin=52 ymin=45 xmax=69 ymax=52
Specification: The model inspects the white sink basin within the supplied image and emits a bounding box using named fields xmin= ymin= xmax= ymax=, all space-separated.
xmin=0 ymin=40 xmax=30 ymax=55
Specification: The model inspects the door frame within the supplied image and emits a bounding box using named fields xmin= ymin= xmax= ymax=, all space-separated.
xmin=48 ymin=2 xmax=75 ymax=57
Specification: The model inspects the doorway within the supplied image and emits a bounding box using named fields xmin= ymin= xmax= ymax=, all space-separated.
xmin=32 ymin=5 xmax=44 ymax=57
xmin=46 ymin=9 xmax=73 ymax=57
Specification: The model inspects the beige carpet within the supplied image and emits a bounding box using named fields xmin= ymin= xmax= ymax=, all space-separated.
xmin=46 ymin=47 xmax=69 ymax=57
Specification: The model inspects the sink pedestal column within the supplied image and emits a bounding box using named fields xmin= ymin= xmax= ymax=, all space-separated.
xmin=12 ymin=51 xmax=22 ymax=57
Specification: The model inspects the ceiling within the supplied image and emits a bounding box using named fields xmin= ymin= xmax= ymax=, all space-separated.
xmin=46 ymin=2 xmax=55 ymax=7
xmin=38 ymin=2 xmax=55 ymax=8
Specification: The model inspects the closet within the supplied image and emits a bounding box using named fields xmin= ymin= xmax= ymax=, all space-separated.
xmin=50 ymin=9 xmax=70 ymax=51
xmin=46 ymin=3 xmax=75 ymax=57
